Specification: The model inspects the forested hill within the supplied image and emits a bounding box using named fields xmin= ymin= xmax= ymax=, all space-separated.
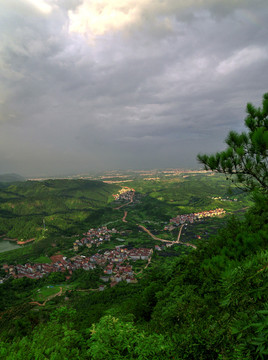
xmin=0 ymin=173 xmax=25 ymax=183
xmin=0 ymin=179 xmax=120 ymax=239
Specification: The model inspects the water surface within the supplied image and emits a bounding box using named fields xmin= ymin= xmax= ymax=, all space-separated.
xmin=0 ymin=239 xmax=20 ymax=253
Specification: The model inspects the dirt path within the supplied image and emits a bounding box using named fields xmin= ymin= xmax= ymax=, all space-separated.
xmin=138 ymin=224 xmax=197 ymax=249
xmin=135 ymin=256 xmax=152 ymax=275
xmin=137 ymin=224 xmax=174 ymax=243
xmin=180 ymin=242 xmax=197 ymax=249
xmin=144 ymin=256 xmax=152 ymax=269
xmin=177 ymin=224 xmax=184 ymax=242
xmin=176 ymin=225 xmax=197 ymax=249
xmin=122 ymin=211 xmax=128 ymax=223
xmin=76 ymin=288 xmax=99 ymax=292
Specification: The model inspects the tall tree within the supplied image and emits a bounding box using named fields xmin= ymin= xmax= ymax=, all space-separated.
xmin=197 ymin=93 xmax=268 ymax=193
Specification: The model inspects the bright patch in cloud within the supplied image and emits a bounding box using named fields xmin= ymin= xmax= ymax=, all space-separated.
xmin=67 ymin=0 xmax=249 ymax=37
xmin=217 ymin=46 xmax=268 ymax=74
xmin=68 ymin=0 xmax=150 ymax=36
xmin=24 ymin=0 xmax=53 ymax=14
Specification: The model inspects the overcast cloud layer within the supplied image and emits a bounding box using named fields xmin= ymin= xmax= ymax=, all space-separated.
xmin=1 ymin=0 xmax=268 ymax=176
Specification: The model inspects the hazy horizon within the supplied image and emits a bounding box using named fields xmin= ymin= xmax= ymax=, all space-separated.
xmin=0 ymin=167 xmax=206 ymax=179
xmin=1 ymin=1 xmax=268 ymax=176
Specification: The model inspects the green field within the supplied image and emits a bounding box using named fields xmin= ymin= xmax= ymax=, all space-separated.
xmin=32 ymin=285 xmax=62 ymax=302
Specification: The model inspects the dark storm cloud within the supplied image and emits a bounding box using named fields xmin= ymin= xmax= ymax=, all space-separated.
xmin=0 ymin=0 xmax=268 ymax=176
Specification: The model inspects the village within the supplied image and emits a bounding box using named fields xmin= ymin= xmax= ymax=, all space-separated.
xmin=73 ymin=226 xmax=118 ymax=251
xmin=1 ymin=235 xmax=153 ymax=289
xmin=0 ymin=202 xmax=227 ymax=288
xmin=165 ymin=208 xmax=226 ymax=229
xmin=112 ymin=187 xmax=135 ymax=202
xmin=211 ymin=196 xmax=238 ymax=202
xmin=1 ymin=207 xmax=226 ymax=285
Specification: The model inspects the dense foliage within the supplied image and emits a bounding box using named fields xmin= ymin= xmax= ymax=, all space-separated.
xmin=198 ymin=93 xmax=268 ymax=192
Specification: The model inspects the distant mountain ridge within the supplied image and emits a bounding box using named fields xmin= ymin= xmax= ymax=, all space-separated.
xmin=0 ymin=173 xmax=25 ymax=182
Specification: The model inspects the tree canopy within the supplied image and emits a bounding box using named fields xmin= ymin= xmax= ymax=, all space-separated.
xmin=197 ymin=93 xmax=268 ymax=193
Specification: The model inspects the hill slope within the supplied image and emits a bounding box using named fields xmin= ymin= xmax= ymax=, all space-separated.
xmin=0 ymin=173 xmax=25 ymax=183
xmin=0 ymin=179 xmax=120 ymax=239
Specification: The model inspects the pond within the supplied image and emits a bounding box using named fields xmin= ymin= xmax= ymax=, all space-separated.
xmin=0 ymin=238 xmax=20 ymax=253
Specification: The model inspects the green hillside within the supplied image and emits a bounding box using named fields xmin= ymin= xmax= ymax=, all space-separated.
xmin=0 ymin=173 xmax=25 ymax=183
xmin=0 ymin=179 xmax=120 ymax=239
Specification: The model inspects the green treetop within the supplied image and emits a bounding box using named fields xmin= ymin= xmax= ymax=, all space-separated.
xmin=197 ymin=93 xmax=268 ymax=193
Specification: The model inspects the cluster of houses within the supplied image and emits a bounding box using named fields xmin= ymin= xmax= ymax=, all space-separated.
xmin=99 ymin=247 xmax=152 ymax=286
xmin=211 ymin=196 xmax=237 ymax=202
xmin=113 ymin=187 xmax=135 ymax=202
xmin=100 ymin=264 xmax=136 ymax=286
xmin=165 ymin=208 xmax=226 ymax=228
xmin=1 ymin=247 xmax=153 ymax=288
xmin=1 ymin=255 xmax=96 ymax=281
xmin=73 ymin=226 xmax=118 ymax=251
xmin=108 ymin=247 xmax=152 ymax=262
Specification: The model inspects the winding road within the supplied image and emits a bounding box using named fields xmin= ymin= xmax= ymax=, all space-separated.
xmin=114 ymin=190 xmax=135 ymax=210
xmin=138 ymin=224 xmax=196 ymax=249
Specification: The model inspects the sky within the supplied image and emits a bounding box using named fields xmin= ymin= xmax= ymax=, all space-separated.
xmin=0 ymin=0 xmax=268 ymax=176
